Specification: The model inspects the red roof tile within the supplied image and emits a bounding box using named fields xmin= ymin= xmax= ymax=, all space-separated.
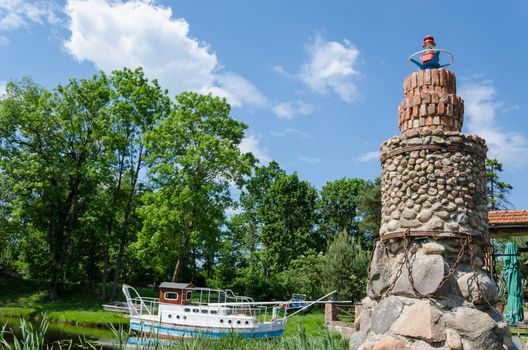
xmin=488 ymin=210 xmax=528 ymax=226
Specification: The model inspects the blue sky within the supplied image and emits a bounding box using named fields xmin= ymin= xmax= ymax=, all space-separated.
xmin=1 ymin=0 xmax=528 ymax=208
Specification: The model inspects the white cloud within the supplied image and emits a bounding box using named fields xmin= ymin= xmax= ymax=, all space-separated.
xmin=239 ymin=134 xmax=270 ymax=164
xmin=269 ymin=128 xmax=312 ymax=139
xmin=503 ymin=104 xmax=520 ymax=113
xmin=204 ymin=72 xmax=267 ymax=108
xmin=298 ymin=34 xmax=360 ymax=103
xmin=0 ymin=0 xmax=59 ymax=38
xmin=298 ymin=155 xmax=321 ymax=164
xmin=64 ymin=0 xmax=265 ymax=108
xmin=460 ymin=80 xmax=528 ymax=170
xmin=273 ymin=65 xmax=287 ymax=75
xmin=355 ymin=151 xmax=379 ymax=163
xmin=273 ymin=101 xmax=313 ymax=119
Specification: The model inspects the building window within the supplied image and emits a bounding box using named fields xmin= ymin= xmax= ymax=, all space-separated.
xmin=164 ymin=292 xmax=179 ymax=300
xmin=186 ymin=291 xmax=192 ymax=300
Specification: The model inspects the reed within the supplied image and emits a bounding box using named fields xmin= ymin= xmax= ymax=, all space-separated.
xmin=0 ymin=318 xmax=348 ymax=350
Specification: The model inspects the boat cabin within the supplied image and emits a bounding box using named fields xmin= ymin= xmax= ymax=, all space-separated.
xmin=159 ymin=282 xmax=194 ymax=305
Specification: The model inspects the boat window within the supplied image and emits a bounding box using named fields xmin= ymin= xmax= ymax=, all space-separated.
xmin=201 ymin=309 xmax=208 ymax=314
xmin=245 ymin=321 xmax=249 ymax=325
xmin=237 ymin=320 xmax=241 ymax=324
xmin=168 ymin=314 xmax=172 ymax=319
xmin=220 ymin=319 xmax=224 ymax=323
xmin=183 ymin=316 xmax=187 ymax=320
xmin=186 ymin=291 xmax=192 ymax=300
xmin=228 ymin=320 xmax=232 ymax=324
xmin=176 ymin=315 xmax=180 ymax=319
xmin=164 ymin=292 xmax=179 ymax=300
xmin=210 ymin=310 xmax=218 ymax=315
xmin=184 ymin=308 xmax=190 ymax=312
xmin=192 ymin=308 xmax=199 ymax=313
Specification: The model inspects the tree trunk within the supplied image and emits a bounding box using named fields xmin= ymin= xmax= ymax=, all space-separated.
xmin=172 ymin=233 xmax=191 ymax=282
xmin=110 ymin=145 xmax=143 ymax=301
xmin=110 ymin=238 xmax=125 ymax=301
xmin=102 ymin=153 xmax=126 ymax=301
xmin=101 ymin=243 xmax=110 ymax=301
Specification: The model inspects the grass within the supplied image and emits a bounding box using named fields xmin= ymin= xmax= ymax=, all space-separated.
xmin=0 ymin=276 xmax=128 ymax=327
xmin=0 ymin=318 xmax=349 ymax=350
xmin=0 ymin=276 xmax=332 ymax=339
xmin=283 ymin=309 xmax=325 ymax=336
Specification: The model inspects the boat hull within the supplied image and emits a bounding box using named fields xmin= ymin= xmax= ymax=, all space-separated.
xmin=129 ymin=319 xmax=285 ymax=340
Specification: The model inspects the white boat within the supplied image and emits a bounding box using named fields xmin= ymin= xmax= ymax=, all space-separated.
xmin=122 ymin=282 xmax=334 ymax=340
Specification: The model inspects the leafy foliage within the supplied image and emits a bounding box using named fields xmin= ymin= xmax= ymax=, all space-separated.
xmin=486 ymin=158 xmax=513 ymax=210
xmin=0 ymin=70 xmax=377 ymax=305
xmin=320 ymin=232 xmax=369 ymax=301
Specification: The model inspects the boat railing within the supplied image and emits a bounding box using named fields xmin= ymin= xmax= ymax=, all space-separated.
xmin=122 ymin=285 xmax=159 ymax=317
xmin=190 ymin=287 xmax=254 ymax=306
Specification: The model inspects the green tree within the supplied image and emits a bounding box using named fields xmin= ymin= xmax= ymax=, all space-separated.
xmin=138 ymin=92 xmax=255 ymax=283
xmin=358 ymin=177 xmax=382 ymax=242
xmin=259 ymin=172 xmax=321 ymax=275
xmin=318 ymin=178 xmax=368 ymax=241
xmin=104 ymin=68 xmax=171 ymax=300
xmin=0 ymin=76 xmax=112 ymax=298
xmin=232 ymin=161 xmax=285 ymax=265
xmin=486 ymin=158 xmax=513 ymax=210
xmin=320 ymin=232 xmax=369 ymax=301
xmin=280 ymin=250 xmax=324 ymax=300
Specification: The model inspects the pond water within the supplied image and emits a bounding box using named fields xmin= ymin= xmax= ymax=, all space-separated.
xmin=0 ymin=316 xmax=120 ymax=348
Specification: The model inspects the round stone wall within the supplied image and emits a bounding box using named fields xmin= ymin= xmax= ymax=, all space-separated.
xmin=379 ymin=129 xmax=488 ymax=238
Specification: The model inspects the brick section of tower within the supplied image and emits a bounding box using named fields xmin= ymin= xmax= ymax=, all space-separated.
xmin=398 ymin=69 xmax=464 ymax=133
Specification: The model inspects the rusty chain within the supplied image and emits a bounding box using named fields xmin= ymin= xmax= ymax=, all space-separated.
xmin=367 ymin=229 xmax=488 ymax=301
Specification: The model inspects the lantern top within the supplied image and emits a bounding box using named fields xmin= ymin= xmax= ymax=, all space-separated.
xmin=408 ymin=35 xmax=454 ymax=70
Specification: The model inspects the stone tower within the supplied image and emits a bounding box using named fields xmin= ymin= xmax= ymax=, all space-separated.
xmin=351 ymin=68 xmax=512 ymax=349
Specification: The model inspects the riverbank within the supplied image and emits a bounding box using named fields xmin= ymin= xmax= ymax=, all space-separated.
xmin=0 ymin=276 xmax=128 ymax=327
xmin=0 ymin=276 xmax=328 ymax=336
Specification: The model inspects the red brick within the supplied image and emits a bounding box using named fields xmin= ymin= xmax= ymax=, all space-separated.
xmin=423 ymin=93 xmax=431 ymax=103
xmin=432 ymin=92 xmax=439 ymax=103
xmin=420 ymin=104 xmax=427 ymax=117
xmin=424 ymin=69 xmax=431 ymax=84
xmin=447 ymin=104 xmax=454 ymax=117
xmin=417 ymin=71 xmax=423 ymax=87
xmin=412 ymin=106 xmax=419 ymax=117
xmin=426 ymin=116 xmax=433 ymax=125
xmin=428 ymin=104 xmax=436 ymax=115
xmin=440 ymin=69 xmax=447 ymax=86
xmin=432 ymin=69 xmax=439 ymax=85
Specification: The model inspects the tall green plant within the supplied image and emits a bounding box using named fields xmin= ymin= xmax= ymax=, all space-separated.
xmin=320 ymin=232 xmax=369 ymax=301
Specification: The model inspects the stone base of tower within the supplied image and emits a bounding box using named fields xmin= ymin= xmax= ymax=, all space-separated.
xmin=349 ymin=238 xmax=513 ymax=350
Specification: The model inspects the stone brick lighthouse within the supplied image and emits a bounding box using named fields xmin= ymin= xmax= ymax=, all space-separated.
xmin=351 ymin=39 xmax=512 ymax=350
